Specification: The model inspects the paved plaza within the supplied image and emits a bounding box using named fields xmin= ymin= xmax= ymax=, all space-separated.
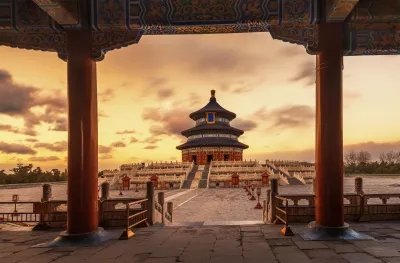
xmin=1 ymin=222 xmax=400 ymax=263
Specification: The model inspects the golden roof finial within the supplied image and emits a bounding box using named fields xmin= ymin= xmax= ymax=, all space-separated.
xmin=211 ymin=90 xmax=216 ymax=98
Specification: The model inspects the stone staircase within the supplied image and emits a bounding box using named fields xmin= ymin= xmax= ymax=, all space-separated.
xmin=198 ymin=165 xmax=210 ymax=188
xmin=182 ymin=165 xmax=198 ymax=189
xmin=286 ymin=176 xmax=304 ymax=185
xmin=276 ymin=167 xmax=304 ymax=185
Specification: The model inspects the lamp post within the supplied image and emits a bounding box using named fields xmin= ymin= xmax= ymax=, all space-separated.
xmin=255 ymin=187 xmax=262 ymax=209
xmin=119 ymin=186 xmax=123 ymax=196
xmin=250 ymin=185 xmax=256 ymax=201
xmin=12 ymin=194 xmax=19 ymax=213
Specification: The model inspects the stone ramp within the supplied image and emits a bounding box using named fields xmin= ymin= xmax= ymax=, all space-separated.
xmin=287 ymin=176 xmax=304 ymax=185
xmin=182 ymin=165 xmax=198 ymax=189
xmin=1 ymin=222 xmax=399 ymax=263
xmin=198 ymin=165 xmax=210 ymax=188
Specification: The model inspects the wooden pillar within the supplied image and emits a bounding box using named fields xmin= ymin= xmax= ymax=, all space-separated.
xmin=66 ymin=30 xmax=98 ymax=234
xmin=315 ymin=22 xmax=344 ymax=227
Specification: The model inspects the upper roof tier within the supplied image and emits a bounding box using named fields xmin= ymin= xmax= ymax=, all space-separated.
xmin=189 ymin=90 xmax=236 ymax=121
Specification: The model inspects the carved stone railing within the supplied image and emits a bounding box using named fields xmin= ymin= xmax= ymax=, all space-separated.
xmin=361 ymin=193 xmax=400 ymax=221
xmin=278 ymin=173 xmax=289 ymax=185
xmin=208 ymin=174 xmax=263 ymax=188
xmin=293 ymin=172 xmax=307 ymax=184
xmin=266 ymin=177 xmax=400 ymax=224
xmin=0 ymin=182 xmax=157 ymax=230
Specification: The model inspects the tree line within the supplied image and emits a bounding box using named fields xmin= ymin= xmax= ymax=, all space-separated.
xmin=344 ymin=150 xmax=400 ymax=174
xmin=0 ymin=164 xmax=67 ymax=184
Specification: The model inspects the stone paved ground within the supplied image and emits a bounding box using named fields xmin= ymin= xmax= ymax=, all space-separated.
xmin=173 ymin=188 xmax=265 ymax=222
xmin=1 ymin=222 xmax=400 ymax=263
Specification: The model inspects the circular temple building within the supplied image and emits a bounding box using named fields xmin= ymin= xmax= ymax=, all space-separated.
xmin=176 ymin=90 xmax=249 ymax=165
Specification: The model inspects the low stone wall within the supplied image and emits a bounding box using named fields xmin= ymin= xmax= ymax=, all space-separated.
xmin=0 ymin=181 xmax=67 ymax=189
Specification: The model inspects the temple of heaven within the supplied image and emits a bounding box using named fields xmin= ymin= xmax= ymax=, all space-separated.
xmin=176 ymin=90 xmax=249 ymax=165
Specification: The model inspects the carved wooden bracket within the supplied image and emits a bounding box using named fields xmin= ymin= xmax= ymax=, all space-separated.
xmin=31 ymin=0 xmax=80 ymax=26
xmin=326 ymin=0 xmax=359 ymax=22
xmin=0 ymin=29 xmax=142 ymax=61
xmin=268 ymin=25 xmax=319 ymax=55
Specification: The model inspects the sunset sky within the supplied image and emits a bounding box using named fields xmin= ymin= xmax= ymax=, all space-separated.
xmin=1 ymin=32 xmax=400 ymax=171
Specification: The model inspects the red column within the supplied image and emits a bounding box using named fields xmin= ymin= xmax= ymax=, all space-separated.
xmin=315 ymin=22 xmax=344 ymax=227
xmin=66 ymin=30 xmax=99 ymax=234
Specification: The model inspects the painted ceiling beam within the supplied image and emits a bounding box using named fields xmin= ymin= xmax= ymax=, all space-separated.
xmin=325 ymin=0 xmax=359 ymax=22
xmin=31 ymin=0 xmax=79 ymax=26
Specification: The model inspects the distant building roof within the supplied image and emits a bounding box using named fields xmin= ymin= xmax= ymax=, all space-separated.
xmin=189 ymin=90 xmax=236 ymax=121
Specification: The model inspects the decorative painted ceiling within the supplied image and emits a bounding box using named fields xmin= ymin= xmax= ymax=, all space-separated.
xmin=0 ymin=0 xmax=399 ymax=60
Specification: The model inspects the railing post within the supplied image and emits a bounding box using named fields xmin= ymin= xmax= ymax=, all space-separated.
xmin=354 ymin=177 xmax=364 ymax=195
xmin=268 ymin=178 xmax=278 ymax=223
xmin=32 ymin=201 xmax=50 ymax=231
xmin=100 ymin=182 xmax=110 ymax=201
xmin=41 ymin=184 xmax=52 ymax=202
xmin=167 ymin=202 xmax=173 ymax=222
xmin=119 ymin=203 xmax=134 ymax=240
xmin=265 ymin=189 xmax=271 ymax=223
xmin=146 ymin=181 xmax=155 ymax=225
xmin=158 ymin=192 xmax=165 ymax=224
xmin=358 ymin=195 xmax=365 ymax=222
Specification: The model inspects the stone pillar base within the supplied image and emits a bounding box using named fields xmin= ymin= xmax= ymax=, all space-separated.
xmin=300 ymin=221 xmax=373 ymax=241
xmin=33 ymin=228 xmax=113 ymax=247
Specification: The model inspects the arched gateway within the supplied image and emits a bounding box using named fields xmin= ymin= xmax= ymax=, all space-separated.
xmin=177 ymin=90 xmax=248 ymax=165
xmin=1 ymin=0 xmax=396 ymax=243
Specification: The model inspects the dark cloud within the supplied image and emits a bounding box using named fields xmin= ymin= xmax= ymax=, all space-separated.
xmin=290 ymin=61 xmax=315 ymax=87
xmin=111 ymin=141 xmax=127 ymax=148
xmin=187 ymin=93 xmax=201 ymax=106
xmin=157 ymin=88 xmax=175 ymax=99
xmin=143 ymin=107 xmax=192 ymax=139
xmin=49 ymin=117 xmax=67 ymax=132
xmin=99 ymin=145 xmax=113 ymax=154
xmin=231 ymin=118 xmax=258 ymax=132
xmin=0 ymin=69 xmax=12 ymax=82
xmin=25 ymin=138 xmax=38 ymax=143
xmin=144 ymin=145 xmax=158 ymax=150
xmin=34 ymin=141 xmax=67 ymax=152
xmin=99 ymin=89 xmax=115 ymax=102
xmin=116 ymin=130 xmax=136 ymax=135
xmin=0 ymin=69 xmax=67 ymax=136
xmin=142 ymin=108 xmax=162 ymax=121
xmin=99 ymin=111 xmax=109 ymax=118
xmin=141 ymin=77 xmax=175 ymax=99
xmin=99 ymin=154 xmax=113 ymax=160
xmin=249 ymin=140 xmax=400 ymax=163
xmin=28 ymin=156 xmax=60 ymax=162
xmin=0 ymin=142 xmax=37 ymax=155
xmin=270 ymin=105 xmax=315 ymax=129
xmin=344 ymin=141 xmax=400 ymax=160
xmin=142 ymin=137 xmax=161 ymax=144
xmin=130 ymin=137 xmax=139 ymax=143
xmin=252 ymin=107 xmax=269 ymax=120
xmin=0 ymin=124 xmax=27 ymax=135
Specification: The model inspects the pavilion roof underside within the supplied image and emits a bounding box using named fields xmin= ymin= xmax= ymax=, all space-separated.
xmin=181 ymin=124 xmax=244 ymax=137
xmin=176 ymin=137 xmax=249 ymax=150
xmin=0 ymin=0 xmax=399 ymax=58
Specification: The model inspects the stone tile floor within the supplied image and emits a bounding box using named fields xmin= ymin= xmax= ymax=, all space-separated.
xmin=1 ymin=222 xmax=400 ymax=263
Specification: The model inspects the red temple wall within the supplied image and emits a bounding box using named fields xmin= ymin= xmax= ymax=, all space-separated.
xmin=182 ymin=148 xmax=243 ymax=165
